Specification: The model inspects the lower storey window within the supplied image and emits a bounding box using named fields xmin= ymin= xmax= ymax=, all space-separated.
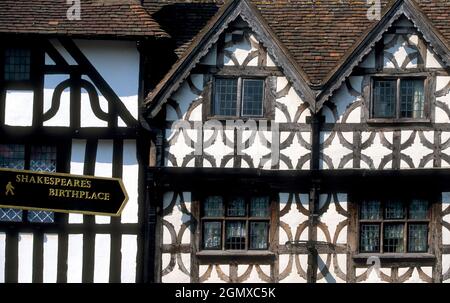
xmin=0 ymin=144 xmax=57 ymax=223
xmin=359 ymin=199 xmax=429 ymax=253
xmin=201 ymin=195 xmax=270 ymax=250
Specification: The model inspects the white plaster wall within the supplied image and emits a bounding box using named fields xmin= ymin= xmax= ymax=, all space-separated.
xmin=0 ymin=233 xmax=5 ymax=283
xmin=224 ymin=32 xmax=258 ymax=66
xmin=426 ymin=48 xmax=445 ymax=68
xmin=200 ymin=44 xmax=217 ymax=66
xmin=401 ymin=267 xmax=432 ymax=283
xmin=278 ymin=254 xmax=308 ymax=283
xmin=67 ymin=234 xmax=83 ymax=283
xmin=80 ymin=78 xmax=108 ymax=128
xmin=203 ymin=129 xmax=234 ymax=168
xmin=279 ymin=193 xmax=309 ymax=245
xmin=356 ymin=267 xmax=390 ymax=283
xmin=4 ymin=90 xmax=34 ymax=126
xmin=43 ymin=234 xmax=58 ymax=283
xmin=93 ymin=234 xmax=111 ymax=283
xmin=43 ymin=75 xmax=71 ymax=127
xmin=165 ymin=129 xmax=196 ymax=167
xmin=321 ymin=132 xmax=353 ymax=169
xmin=239 ymin=264 xmax=270 ymax=283
xmin=49 ymin=39 xmax=78 ymax=65
xmin=94 ymin=140 xmax=113 ymax=224
xmin=18 ymin=233 xmax=33 ymax=283
xmin=401 ymin=131 xmax=433 ymax=168
xmin=161 ymin=253 xmax=191 ymax=283
xmin=200 ymin=265 xmax=228 ymax=283
xmin=162 ymin=192 xmax=191 ymax=245
xmin=359 ymin=50 xmax=375 ymax=68
xmin=275 ymin=77 xmax=308 ymax=123
xmin=69 ymin=139 xmax=86 ymax=224
xmin=316 ymin=254 xmax=346 ymax=283
xmin=318 ymin=195 xmax=347 ymax=245
xmin=121 ymin=234 xmax=137 ymax=283
xmin=361 ymin=132 xmax=393 ymax=169
xmin=75 ymin=40 xmax=139 ymax=126
xmin=279 ymin=132 xmax=310 ymax=170
xmin=168 ymin=75 xmax=203 ymax=122
xmin=121 ymin=140 xmax=139 ymax=224
xmin=241 ymin=130 xmax=272 ymax=169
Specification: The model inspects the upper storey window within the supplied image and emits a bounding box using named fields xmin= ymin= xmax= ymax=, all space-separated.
xmin=372 ymin=78 xmax=426 ymax=121
xmin=213 ymin=77 xmax=264 ymax=118
xmin=4 ymin=47 xmax=31 ymax=81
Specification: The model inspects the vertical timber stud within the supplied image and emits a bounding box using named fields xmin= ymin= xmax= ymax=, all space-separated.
xmin=306 ymin=111 xmax=324 ymax=283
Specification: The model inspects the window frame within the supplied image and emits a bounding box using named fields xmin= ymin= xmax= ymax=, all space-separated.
xmin=0 ymin=139 xmax=69 ymax=227
xmin=0 ymin=40 xmax=42 ymax=90
xmin=368 ymin=76 xmax=430 ymax=123
xmin=198 ymin=193 xmax=274 ymax=253
xmin=356 ymin=198 xmax=432 ymax=255
xmin=209 ymin=75 xmax=269 ymax=120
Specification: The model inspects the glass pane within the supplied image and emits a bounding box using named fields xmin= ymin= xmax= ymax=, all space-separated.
xmin=27 ymin=210 xmax=55 ymax=223
xmin=30 ymin=145 xmax=57 ymax=223
xmin=0 ymin=144 xmax=25 ymax=169
xmin=203 ymin=222 xmax=222 ymax=249
xmin=385 ymin=201 xmax=404 ymax=219
xmin=227 ymin=197 xmax=246 ymax=217
xmin=0 ymin=208 xmax=23 ymax=222
xmin=360 ymin=200 xmax=381 ymax=220
xmin=30 ymin=145 xmax=57 ymax=172
xmin=242 ymin=79 xmax=264 ymax=116
xmin=408 ymin=224 xmax=428 ymax=252
xmin=373 ymin=80 xmax=396 ymax=118
xmin=214 ymin=78 xmax=237 ymax=116
xmin=4 ymin=48 xmax=31 ymax=81
xmin=360 ymin=224 xmax=380 ymax=252
xmin=203 ymin=196 xmax=224 ymax=217
xmin=250 ymin=196 xmax=270 ymax=217
xmin=400 ymin=79 xmax=424 ymax=118
xmin=225 ymin=221 xmax=246 ymax=250
xmin=384 ymin=224 xmax=404 ymax=253
xmin=249 ymin=221 xmax=268 ymax=249
xmin=409 ymin=199 xmax=428 ymax=219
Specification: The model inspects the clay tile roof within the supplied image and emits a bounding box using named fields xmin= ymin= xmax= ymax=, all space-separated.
xmin=144 ymin=0 xmax=450 ymax=86
xmin=0 ymin=0 xmax=168 ymax=38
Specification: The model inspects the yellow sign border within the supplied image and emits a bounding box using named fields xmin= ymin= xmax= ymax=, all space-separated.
xmin=0 ymin=168 xmax=129 ymax=217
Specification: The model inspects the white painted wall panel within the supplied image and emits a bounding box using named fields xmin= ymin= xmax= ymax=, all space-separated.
xmin=75 ymin=40 xmax=139 ymax=126
xmin=18 ymin=233 xmax=33 ymax=283
xmin=69 ymin=139 xmax=87 ymax=224
xmin=121 ymin=140 xmax=139 ymax=224
xmin=43 ymin=234 xmax=58 ymax=283
xmin=50 ymin=39 xmax=78 ymax=65
xmin=95 ymin=140 xmax=113 ymax=224
xmin=43 ymin=75 xmax=71 ymax=127
xmin=121 ymin=235 xmax=137 ymax=283
xmin=80 ymin=85 xmax=108 ymax=128
xmin=94 ymin=234 xmax=111 ymax=283
xmin=67 ymin=234 xmax=83 ymax=283
xmin=4 ymin=90 xmax=34 ymax=126
xmin=0 ymin=233 xmax=5 ymax=283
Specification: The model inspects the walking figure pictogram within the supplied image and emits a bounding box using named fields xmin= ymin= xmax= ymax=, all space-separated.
xmin=5 ymin=182 xmax=15 ymax=196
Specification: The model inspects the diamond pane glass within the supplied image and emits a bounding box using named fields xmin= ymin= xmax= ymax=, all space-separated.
xmin=30 ymin=145 xmax=57 ymax=172
xmin=203 ymin=221 xmax=222 ymax=249
xmin=225 ymin=221 xmax=246 ymax=250
xmin=385 ymin=201 xmax=404 ymax=219
xmin=214 ymin=78 xmax=237 ymax=116
xmin=400 ymin=79 xmax=425 ymax=118
xmin=250 ymin=196 xmax=270 ymax=217
xmin=384 ymin=224 xmax=404 ymax=253
xmin=360 ymin=224 xmax=380 ymax=252
xmin=0 ymin=208 xmax=23 ymax=222
xmin=227 ymin=197 xmax=246 ymax=217
xmin=360 ymin=200 xmax=382 ymax=220
xmin=409 ymin=200 xmax=428 ymax=219
xmin=408 ymin=224 xmax=428 ymax=252
xmin=203 ymin=196 xmax=224 ymax=217
xmin=249 ymin=221 xmax=268 ymax=249
xmin=0 ymin=144 xmax=25 ymax=169
xmin=242 ymin=79 xmax=264 ymax=116
xmin=4 ymin=48 xmax=31 ymax=81
xmin=27 ymin=210 xmax=55 ymax=223
xmin=373 ymin=80 xmax=396 ymax=118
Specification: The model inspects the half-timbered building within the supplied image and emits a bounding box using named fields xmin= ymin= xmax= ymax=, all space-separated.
xmin=144 ymin=0 xmax=450 ymax=283
xmin=0 ymin=0 xmax=168 ymax=283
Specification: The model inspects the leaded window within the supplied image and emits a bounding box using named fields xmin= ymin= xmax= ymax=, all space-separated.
xmin=213 ymin=77 xmax=264 ymax=117
xmin=4 ymin=48 xmax=31 ymax=81
xmin=0 ymin=143 xmax=57 ymax=224
xmin=359 ymin=199 xmax=430 ymax=253
xmin=372 ymin=78 xmax=426 ymax=120
xmin=201 ymin=195 xmax=270 ymax=251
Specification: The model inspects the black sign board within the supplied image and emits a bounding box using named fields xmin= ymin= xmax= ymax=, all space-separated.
xmin=0 ymin=168 xmax=128 ymax=216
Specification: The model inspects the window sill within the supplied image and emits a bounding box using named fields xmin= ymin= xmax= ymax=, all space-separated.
xmin=353 ymin=253 xmax=435 ymax=264
xmin=366 ymin=118 xmax=432 ymax=125
xmin=196 ymin=250 xmax=275 ymax=263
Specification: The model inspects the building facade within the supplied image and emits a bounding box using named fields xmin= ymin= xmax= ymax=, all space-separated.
xmin=1 ymin=0 xmax=450 ymax=283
